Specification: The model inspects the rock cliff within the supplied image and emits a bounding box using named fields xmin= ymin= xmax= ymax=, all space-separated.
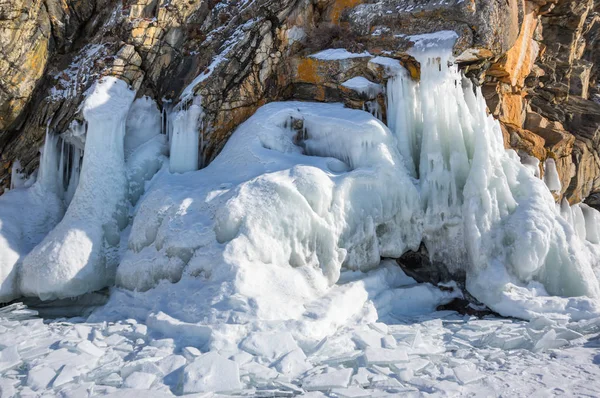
xmin=0 ymin=0 xmax=599 ymax=209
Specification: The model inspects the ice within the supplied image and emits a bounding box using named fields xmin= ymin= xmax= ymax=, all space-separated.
xmin=117 ymin=101 xmax=422 ymax=325
xmin=155 ymin=355 xmax=186 ymax=376
xmin=379 ymin=35 xmax=600 ymax=320
xmin=26 ymin=366 xmax=56 ymax=390
xmin=124 ymin=371 xmax=157 ymax=389
xmin=168 ymin=97 xmax=203 ymax=173
xmin=580 ymin=203 xmax=600 ymax=243
xmin=240 ymin=331 xmax=298 ymax=362
xmin=53 ymin=364 xmax=81 ymax=387
xmin=331 ymin=386 xmax=373 ymax=397
xmin=374 ymin=284 xmax=461 ymax=317
xmin=544 ymin=158 xmax=562 ymax=192
xmin=180 ymin=351 xmax=242 ymax=394
xmin=352 ymin=329 xmax=385 ymax=349
xmin=126 ymin=135 xmax=168 ymax=206
xmin=76 ymin=340 xmax=105 ymax=357
xmin=0 ymin=131 xmax=65 ymax=302
xmin=146 ymin=312 xmax=211 ymax=349
xmin=309 ymin=49 xmax=371 ymax=60
xmin=273 ymin=348 xmax=312 ymax=378
xmin=452 ymin=364 xmax=485 ymax=385
xmin=100 ymin=373 xmax=123 ymax=387
xmin=363 ymin=347 xmax=408 ymax=365
xmin=240 ymin=361 xmax=279 ymax=381
xmin=342 ymin=77 xmax=383 ymax=98
xmin=182 ymin=347 xmax=202 ymax=362
xmin=20 ymin=77 xmax=136 ymax=300
xmin=533 ymin=330 xmax=569 ymax=352
xmin=381 ymin=335 xmax=397 ymax=349
xmin=520 ymin=153 xmax=541 ymax=178
xmin=0 ymin=346 xmax=21 ymax=372
xmin=125 ymin=97 xmax=162 ymax=158
xmin=571 ymin=204 xmax=587 ymax=240
xmin=302 ymin=367 xmax=353 ymax=391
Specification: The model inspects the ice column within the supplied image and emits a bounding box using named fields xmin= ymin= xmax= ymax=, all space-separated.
xmin=169 ymin=96 xmax=203 ymax=173
xmin=20 ymin=77 xmax=135 ymax=300
xmin=543 ymin=158 xmax=562 ymax=192
xmin=37 ymin=130 xmax=62 ymax=193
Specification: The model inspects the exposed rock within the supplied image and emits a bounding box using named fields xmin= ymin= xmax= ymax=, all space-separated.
xmin=0 ymin=0 xmax=598 ymax=210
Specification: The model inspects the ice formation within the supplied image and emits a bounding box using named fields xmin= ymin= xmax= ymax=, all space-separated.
xmin=116 ymin=101 xmax=424 ymax=321
xmin=0 ymin=28 xmax=598 ymax=379
xmin=2 ymin=28 xmax=600 ymax=397
xmin=168 ymin=97 xmax=203 ymax=173
xmin=544 ymin=158 xmax=562 ymax=192
xmin=20 ymin=77 xmax=136 ymax=300
xmin=382 ymin=33 xmax=600 ymax=319
xmin=0 ymin=142 xmax=63 ymax=301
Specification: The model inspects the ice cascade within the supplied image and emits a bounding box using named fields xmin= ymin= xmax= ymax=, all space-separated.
xmin=0 ymin=131 xmax=66 ymax=301
xmin=385 ymin=32 xmax=600 ymax=320
xmin=169 ymin=97 xmax=203 ymax=173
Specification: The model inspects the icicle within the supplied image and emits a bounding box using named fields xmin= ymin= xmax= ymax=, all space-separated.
xmin=57 ymin=139 xmax=66 ymax=198
xmin=519 ymin=153 xmax=541 ymax=178
xmin=581 ymin=203 xmax=600 ymax=244
xmin=571 ymin=204 xmax=587 ymax=240
xmin=37 ymin=129 xmax=61 ymax=193
xmin=169 ymin=96 xmax=203 ymax=173
xmin=386 ymin=68 xmax=422 ymax=177
xmin=544 ymin=158 xmax=562 ymax=193
xmin=9 ymin=160 xmax=24 ymax=190
xmin=64 ymin=147 xmax=81 ymax=206
xmin=560 ymin=198 xmax=574 ymax=228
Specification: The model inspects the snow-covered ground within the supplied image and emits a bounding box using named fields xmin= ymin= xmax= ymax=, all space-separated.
xmin=2 ymin=269 xmax=600 ymax=397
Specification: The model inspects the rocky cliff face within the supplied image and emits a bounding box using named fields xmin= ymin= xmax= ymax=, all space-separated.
xmin=1 ymin=0 xmax=599 ymax=208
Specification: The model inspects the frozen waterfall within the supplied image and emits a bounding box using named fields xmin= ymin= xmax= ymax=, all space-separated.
xmin=169 ymin=97 xmax=203 ymax=173
xmin=383 ymin=32 xmax=600 ymax=319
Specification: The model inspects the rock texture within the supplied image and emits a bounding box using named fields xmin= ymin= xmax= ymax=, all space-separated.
xmin=0 ymin=0 xmax=599 ymax=211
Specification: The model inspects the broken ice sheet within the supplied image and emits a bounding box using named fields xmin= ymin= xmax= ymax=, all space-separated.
xmin=363 ymin=347 xmax=408 ymax=365
xmin=303 ymin=367 xmax=353 ymax=391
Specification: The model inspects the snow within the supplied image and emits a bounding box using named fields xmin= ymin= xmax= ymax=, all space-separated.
xmin=310 ymin=49 xmax=371 ymax=60
xmin=342 ymin=77 xmax=383 ymax=98
xmin=369 ymin=56 xmax=403 ymax=75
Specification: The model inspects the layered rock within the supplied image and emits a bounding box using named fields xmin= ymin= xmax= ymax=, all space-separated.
xmin=0 ymin=0 xmax=599 ymax=211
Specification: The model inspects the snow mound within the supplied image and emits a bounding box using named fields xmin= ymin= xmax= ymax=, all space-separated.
xmin=117 ymin=101 xmax=424 ymax=321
